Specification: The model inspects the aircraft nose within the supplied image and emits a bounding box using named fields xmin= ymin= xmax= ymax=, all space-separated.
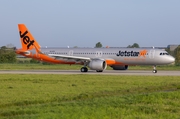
xmin=169 ymin=56 xmax=175 ymax=63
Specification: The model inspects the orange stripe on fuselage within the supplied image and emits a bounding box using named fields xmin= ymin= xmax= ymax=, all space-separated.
xmin=36 ymin=54 xmax=76 ymax=64
xmin=106 ymin=59 xmax=116 ymax=65
xmin=105 ymin=59 xmax=125 ymax=65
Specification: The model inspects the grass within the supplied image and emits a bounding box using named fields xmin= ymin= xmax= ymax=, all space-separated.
xmin=0 ymin=74 xmax=180 ymax=118
xmin=0 ymin=63 xmax=82 ymax=70
xmin=0 ymin=63 xmax=180 ymax=70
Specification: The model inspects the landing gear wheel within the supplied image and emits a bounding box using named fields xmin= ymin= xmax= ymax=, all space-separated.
xmin=152 ymin=69 xmax=157 ymax=73
xmin=96 ymin=70 xmax=103 ymax=72
xmin=152 ymin=65 xmax=157 ymax=73
xmin=81 ymin=67 xmax=88 ymax=72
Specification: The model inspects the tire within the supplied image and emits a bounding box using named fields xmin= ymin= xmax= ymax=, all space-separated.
xmin=96 ymin=70 xmax=103 ymax=72
xmin=81 ymin=67 xmax=88 ymax=72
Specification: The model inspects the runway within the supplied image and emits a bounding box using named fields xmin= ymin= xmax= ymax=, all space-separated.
xmin=0 ymin=70 xmax=179 ymax=76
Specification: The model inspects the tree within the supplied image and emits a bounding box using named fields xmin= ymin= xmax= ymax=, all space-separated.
xmin=165 ymin=48 xmax=174 ymax=57
xmin=132 ymin=43 xmax=140 ymax=48
xmin=0 ymin=46 xmax=17 ymax=63
xmin=127 ymin=43 xmax=140 ymax=48
xmin=6 ymin=43 xmax=15 ymax=48
xmin=174 ymin=45 xmax=180 ymax=65
xmin=127 ymin=45 xmax=131 ymax=48
xmin=1 ymin=46 xmax=6 ymax=50
xmin=95 ymin=42 xmax=102 ymax=48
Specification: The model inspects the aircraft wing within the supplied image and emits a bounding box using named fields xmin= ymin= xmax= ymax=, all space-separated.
xmin=48 ymin=54 xmax=91 ymax=62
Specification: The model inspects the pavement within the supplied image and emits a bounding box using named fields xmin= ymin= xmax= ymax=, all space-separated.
xmin=0 ymin=70 xmax=179 ymax=76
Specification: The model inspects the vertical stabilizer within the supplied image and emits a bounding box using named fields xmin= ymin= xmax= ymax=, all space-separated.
xmin=18 ymin=24 xmax=41 ymax=51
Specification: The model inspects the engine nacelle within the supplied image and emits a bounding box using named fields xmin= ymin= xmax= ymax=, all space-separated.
xmin=111 ymin=65 xmax=128 ymax=70
xmin=88 ymin=59 xmax=107 ymax=71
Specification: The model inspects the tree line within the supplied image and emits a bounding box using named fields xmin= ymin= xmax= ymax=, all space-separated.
xmin=0 ymin=46 xmax=16 ymax=63
xmin=172 ymin=45 xmax=180 ymax=65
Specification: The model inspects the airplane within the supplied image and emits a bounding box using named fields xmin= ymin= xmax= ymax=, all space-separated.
xmin=16 ymin=24 xmax=175 ymax=73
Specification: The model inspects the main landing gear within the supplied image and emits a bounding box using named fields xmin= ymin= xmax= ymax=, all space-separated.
xmin=152 ymin=65 xmax=157 ymax=73
xmin=96 ymin=70 xmax=103 ymax=72
xmin=81 ymin=67 xmax=88 ymax=72
xmin=81 ymin=61 xmax=89 ymax=72
xmin=80 ymin=67 xmax=103 ymax=72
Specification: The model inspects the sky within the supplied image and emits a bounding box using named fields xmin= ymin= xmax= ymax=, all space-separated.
xmin=0 ymin=0 xmax=180 ymax=48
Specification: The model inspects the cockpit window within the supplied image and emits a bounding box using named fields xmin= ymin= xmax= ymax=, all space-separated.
xmin=160 ymin=52 xmax=169 ymax=55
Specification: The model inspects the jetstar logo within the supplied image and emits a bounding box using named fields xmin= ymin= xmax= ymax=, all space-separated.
xmin=139 ymin=50 xmax=147 ymax=58
xmin=116 ymin=50 xmax=147 ymax=58
xmin=19 ymin=31 xmax=34 ymax=49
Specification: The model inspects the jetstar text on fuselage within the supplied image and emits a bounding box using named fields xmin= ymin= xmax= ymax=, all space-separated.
xmin=116 ymin=50 xmax=147 ymax=57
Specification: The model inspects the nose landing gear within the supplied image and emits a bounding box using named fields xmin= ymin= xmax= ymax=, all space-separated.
xmin=152 ymin=65 xmax=157 ymax=73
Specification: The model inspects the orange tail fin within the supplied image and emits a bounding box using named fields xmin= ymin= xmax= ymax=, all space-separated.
xmin=18 ymin=24 xmax=41 ymax=51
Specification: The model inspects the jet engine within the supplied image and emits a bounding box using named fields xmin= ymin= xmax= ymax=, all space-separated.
xmin=88 ymin=59 xmax=107 ymax=71
xmin=110 ymin=65 xmax=128 ymax=70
